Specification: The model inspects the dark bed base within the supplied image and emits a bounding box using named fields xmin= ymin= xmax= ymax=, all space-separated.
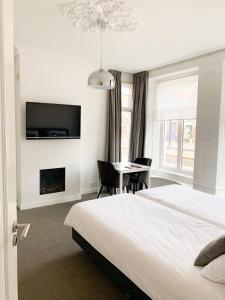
xmin=72 ymin=229 xmax=151 ymax=300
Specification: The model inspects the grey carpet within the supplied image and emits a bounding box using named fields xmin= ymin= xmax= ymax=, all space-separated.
xmin=17 ymin=193 xmax=126 ymax=300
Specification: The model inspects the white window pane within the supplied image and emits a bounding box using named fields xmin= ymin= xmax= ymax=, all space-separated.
xmin=182 ymin=119 xmax=196 ymax=172
xmin=121 ymin=83 xmax=133 ymax=162
xmin=122 ymin=84 xmax=132 ymax=96
xmin=164 ymin=120 xmax=178 ymax=169
xmin=122 ymin=83 xmax=133 ymax=109
xmin=122 ymin=94 xmax=130 ymax=108
xmin=121 ymin=111 xmax=131 ymax=162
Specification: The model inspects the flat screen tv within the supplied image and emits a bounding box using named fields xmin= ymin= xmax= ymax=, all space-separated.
xmin=26 ymin=102 xmax=81 ymax=139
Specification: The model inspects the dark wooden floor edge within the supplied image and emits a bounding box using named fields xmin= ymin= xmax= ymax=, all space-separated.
xmin=72 ymin=228 xmax=151 ymax=300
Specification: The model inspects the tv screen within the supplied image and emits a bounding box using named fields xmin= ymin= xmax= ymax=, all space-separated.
xmin=26 ymin=102 xmax=81 ymax=139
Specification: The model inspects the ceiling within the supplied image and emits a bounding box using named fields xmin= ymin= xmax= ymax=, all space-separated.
xmin=14 ymin=0 xmax=225 ymax=72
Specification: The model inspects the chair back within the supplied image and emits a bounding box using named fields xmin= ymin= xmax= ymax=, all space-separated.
xmin=97 ymin=160 xmax=118 ymax=187
xmin=134 ymin=157 xmax=152 ymax=167
xmin=133 ymin=157 xmax=152 ymax=183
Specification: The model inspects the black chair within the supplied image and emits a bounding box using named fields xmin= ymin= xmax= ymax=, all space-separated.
xmin=129 ymin=157 xmax=152 ymax=194
xmin=97 ymin=160 xmax=129 ymax=198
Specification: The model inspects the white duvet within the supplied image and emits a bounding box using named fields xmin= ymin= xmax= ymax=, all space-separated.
xmin=137 ymin=185 xmax=225 ymax=228
xmin=65 ymin=193 xmax=225 ymax=300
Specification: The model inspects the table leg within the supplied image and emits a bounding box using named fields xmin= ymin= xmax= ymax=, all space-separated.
xmin=97 ymin=177 xmax=101 ymax=195
xmin=148 ymin=168 xmax=151 ymax=188
xmin=119 ymin=173 xmax=123 ymax=194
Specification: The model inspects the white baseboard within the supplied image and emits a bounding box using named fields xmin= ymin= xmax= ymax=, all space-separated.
xmin=215 ymin=186 xmax=225 ymax=196
xmin=18 ymin=194 xmax=81 ymax=210
xmin=81 ymin=187 xmax=98 ymax=195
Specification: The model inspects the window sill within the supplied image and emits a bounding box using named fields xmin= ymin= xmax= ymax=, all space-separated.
xmin=152 ymin=169 xmax=193 ymax=185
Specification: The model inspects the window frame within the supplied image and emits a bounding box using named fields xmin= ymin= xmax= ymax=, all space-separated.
xmin=159 ymin=119 xmax=196 ymax=175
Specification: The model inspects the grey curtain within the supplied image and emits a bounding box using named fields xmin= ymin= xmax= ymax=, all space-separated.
xmin=129 ymin=71 xmax=148 ymax=161
xmin=106 ymin=70 xmax=121 ymax=163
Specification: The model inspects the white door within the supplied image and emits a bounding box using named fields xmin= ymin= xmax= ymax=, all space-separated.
xmin=0 ymin=0 xmax=18 ymax=299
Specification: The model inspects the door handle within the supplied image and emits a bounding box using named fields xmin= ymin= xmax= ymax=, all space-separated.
xmin=12 ymin=222 xmax=30 ymax=246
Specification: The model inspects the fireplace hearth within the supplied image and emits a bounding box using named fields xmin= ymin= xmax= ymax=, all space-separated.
xmin=40 ymin=168 xmax=65 ymax=195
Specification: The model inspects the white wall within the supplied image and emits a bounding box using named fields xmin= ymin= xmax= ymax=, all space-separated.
xmin=215 ymin=61 xmax=225 ymax=194
xmin=146 ymin=49 xmax=225 ymax=194
xmin=80 ymin=66 xmax=107 ymax=194
xmin=15 ymin=52 xmax=107 ymax=209
xmin=194 ymin=61 xmax=223 ymax=194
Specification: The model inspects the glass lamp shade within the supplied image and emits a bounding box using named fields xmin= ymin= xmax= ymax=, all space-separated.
xmin=88 ymin=68 xmax=115 ymax=90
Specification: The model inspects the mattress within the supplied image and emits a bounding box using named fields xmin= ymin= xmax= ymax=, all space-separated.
xmin=64 ymin=193 xmax=225 ymax=300
xmin=137 ymin=185 xmax=225 ymax=228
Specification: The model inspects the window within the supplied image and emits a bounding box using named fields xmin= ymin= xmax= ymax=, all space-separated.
xmin=182 ymin=119 xmax=196 ymax=172
xmin=121 ymin=83 xmax=133 ymax=162
xmin=164 ymin=120 xmax=178 ymax=169
xmin=155 ymin=74 xmax=198 ymax=175
xmin=162 ymin=119 xmax=196 ymax=174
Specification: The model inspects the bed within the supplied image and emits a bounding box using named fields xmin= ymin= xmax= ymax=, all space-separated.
xmin=65 ymin=193 xmax=225 ymax=300
xmin=136 ymin=184 xmax=225 ymax=228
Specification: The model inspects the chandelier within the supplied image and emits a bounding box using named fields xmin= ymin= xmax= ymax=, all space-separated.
xmin=59 ymin=0 xmax=137 ymax=89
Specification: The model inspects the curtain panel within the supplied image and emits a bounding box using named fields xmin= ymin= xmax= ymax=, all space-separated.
xmin=129 ymin=71 xmax=148 ymax=162
xmin=106 ymin=70 xmax=122 ymax=163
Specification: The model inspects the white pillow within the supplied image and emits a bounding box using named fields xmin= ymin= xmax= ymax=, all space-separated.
xmin=201 ymin=254 xmax=225 ymax=283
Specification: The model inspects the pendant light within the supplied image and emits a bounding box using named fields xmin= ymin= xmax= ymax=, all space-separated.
xmin=88 ymin=27 xmax=115 ymax=90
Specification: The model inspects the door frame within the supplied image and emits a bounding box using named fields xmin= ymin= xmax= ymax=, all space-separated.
xmin=0 ymin=0 xmax=18 ymax=299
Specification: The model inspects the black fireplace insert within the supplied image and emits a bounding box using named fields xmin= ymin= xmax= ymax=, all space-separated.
xmin=40 ymin=168 xmax=65 ymax=195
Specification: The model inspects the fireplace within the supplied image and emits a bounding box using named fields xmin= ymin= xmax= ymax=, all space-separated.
xmin=40 ymin=168 xmax=65 ymax=195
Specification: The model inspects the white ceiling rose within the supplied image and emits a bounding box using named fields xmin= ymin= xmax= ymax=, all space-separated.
xmin=59 ymin=0 xmax=138 ymax=32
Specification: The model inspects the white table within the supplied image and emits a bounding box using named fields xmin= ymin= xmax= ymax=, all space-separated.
xmin=113 ymin=162 xmax=151 ymax=194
